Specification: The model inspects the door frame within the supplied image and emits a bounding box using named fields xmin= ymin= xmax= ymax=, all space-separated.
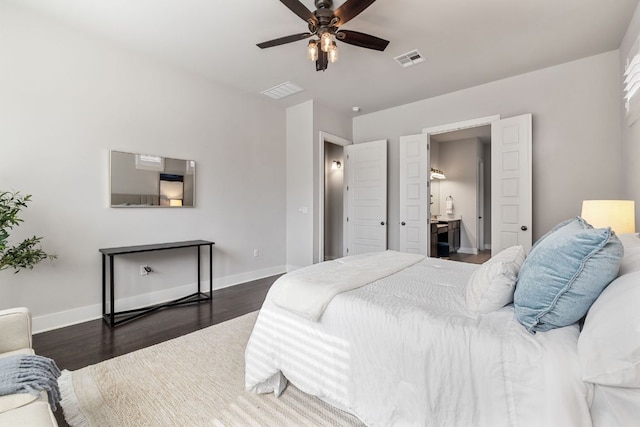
xmin=318 ymin=131 xmax=352 ymax=263
xmin=422 ymin=115 xmax=500 ymax=136
xmin=478 ymin=158 xmax=485 ymax=251
xmin=423 ymin=115 xmax=500 ymax=254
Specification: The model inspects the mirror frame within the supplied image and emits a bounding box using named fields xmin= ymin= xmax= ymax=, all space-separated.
xmin=109 ymin=150 xmax=196 ymax=208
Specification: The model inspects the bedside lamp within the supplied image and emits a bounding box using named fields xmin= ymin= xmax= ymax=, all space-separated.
xmin=581 ymin=200 xmax=636 ymax=234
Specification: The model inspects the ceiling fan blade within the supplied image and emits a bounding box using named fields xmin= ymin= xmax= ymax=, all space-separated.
xmin=336 ymin=30 xmax=389 ymax=51
xmin=280 ymin=0 xmax=315 ymax=23
xmin=334 ymin=0 xmax=377 ymax=26
xmin=257 ymin=32 xmax=313 ymax=49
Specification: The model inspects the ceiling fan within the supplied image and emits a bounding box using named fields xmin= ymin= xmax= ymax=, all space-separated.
xmin=257 ymin=0 xmax=390 ymax=71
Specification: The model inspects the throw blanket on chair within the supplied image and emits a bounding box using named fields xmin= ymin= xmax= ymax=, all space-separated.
xmin=0 ymin=354 xmax=61 ymax=410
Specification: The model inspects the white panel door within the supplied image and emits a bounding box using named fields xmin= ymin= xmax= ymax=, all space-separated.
xmin=344 ymin=140 xmax=387 ymax=256
xmin=491 ymin=114 xmax=532 ymax=255
xmin=399 ymin=134 xmax=430 ymax=255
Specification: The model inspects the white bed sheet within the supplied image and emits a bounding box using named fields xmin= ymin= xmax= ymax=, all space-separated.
xmin=245 ymin=257 xmax=593 ymax=427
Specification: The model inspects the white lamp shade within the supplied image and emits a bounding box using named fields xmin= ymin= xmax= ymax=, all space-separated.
xmin=581 ymin=200 xmax=636 ymax=234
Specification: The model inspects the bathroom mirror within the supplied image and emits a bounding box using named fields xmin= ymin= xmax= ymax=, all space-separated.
xmin=110 ymin=150 xmax=195 ymax=207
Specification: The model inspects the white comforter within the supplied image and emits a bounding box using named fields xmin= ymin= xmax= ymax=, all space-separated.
xmin=270 ymin=250 xmax=424 ymax=321
xmin=245 ymin=257 xmax=593 ymax=427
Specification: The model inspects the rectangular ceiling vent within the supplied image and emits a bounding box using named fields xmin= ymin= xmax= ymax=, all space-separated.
xmin=260 ymin=81 xmax=304 ymax=99
xmin=394 ymin=50 xmax=425 ymax=68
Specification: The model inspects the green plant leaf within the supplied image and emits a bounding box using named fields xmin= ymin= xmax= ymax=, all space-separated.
xmin=0 ymin=191 xmax=56 ymax=273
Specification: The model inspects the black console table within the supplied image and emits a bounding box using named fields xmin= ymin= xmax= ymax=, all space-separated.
xmin=99 ymin=240 xmax=215 ymax=327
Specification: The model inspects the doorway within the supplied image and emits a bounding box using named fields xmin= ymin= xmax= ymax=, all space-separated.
xmin=318 ymin=132 xmax=351 ymax=262
xmin=429 ymin=125 xmax=492 ymax=255
xmin=422 ymin=114 xmax=532 ymax=258
xmin=324 ymin=141 xmax=344 ymax=260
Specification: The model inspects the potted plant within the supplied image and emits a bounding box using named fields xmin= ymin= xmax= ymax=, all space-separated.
xmin=0 ymin=191 xmax=56 ymax=273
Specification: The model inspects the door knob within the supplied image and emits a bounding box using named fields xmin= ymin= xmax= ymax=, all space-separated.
xmin=381 ymin=221 xmax=385 ymax=226
xmin=521 ymin=225 xmax=528 ymax=231
xmin=401 ymin=221 xmax=406 ymax=226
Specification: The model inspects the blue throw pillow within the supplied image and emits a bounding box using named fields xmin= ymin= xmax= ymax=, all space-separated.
xmin=531 ymin=217 xmax=587 ymax=250
xmin=514 ymin=218 xmax=623 ymax=333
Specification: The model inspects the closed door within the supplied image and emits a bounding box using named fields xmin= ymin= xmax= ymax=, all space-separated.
xmin=344 ymin=140 xmax=387 ymax=255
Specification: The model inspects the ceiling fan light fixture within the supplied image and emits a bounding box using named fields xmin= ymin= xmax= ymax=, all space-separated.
xmin=328 ymin=41 xmax=338 ymax=63
xmin=320 ymin=32 xmax=333 ymax=53
xmin=307 ymin=40 xmax=319 ymax=61
xmin=257 ymin=0 xmax=389 ymax=72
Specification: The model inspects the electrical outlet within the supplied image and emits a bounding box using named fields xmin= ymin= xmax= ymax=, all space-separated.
xmin=253 ymin=249 xmax=259 ymax=257
xmin=140 ymin=265 xmax=152 ymax=276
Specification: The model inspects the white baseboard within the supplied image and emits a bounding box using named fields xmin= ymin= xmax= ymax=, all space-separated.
xmin=32 ymin=265 xmax=286 ymax=334
xmin=285 ymin=264 xmax=305 ymax=273
xmin=211 ymin=265 xmax=286 ymax=290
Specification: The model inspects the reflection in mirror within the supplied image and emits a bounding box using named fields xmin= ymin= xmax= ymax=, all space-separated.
xmin=110 ymin=150 xmax=195 ymax=207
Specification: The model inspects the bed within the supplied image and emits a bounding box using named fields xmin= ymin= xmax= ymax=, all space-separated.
xmin=245 ymin=218 xmax=640 ymax=426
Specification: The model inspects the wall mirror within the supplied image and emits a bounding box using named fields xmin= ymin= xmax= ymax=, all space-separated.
xmin=110 ymin=150 xmax=195 ymax=207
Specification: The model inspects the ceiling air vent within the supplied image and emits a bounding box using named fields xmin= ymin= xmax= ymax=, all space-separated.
xmin=394 ymin=50 xmax=425 ymax=68
xmin=260 ymin=81 xmax=303 ymax=99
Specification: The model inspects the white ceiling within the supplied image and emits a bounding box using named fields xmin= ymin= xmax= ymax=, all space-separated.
xmin=9 ymin=0 xmax=639 ymax=116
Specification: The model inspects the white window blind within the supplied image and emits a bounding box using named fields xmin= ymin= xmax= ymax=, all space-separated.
xmin=135 ymin=154 xmax=164 ymax=171
xmin=624 ymin=36 xmax=640 ymax=126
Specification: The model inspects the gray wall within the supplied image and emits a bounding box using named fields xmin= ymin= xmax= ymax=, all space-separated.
xmin=0 ymin=3 xmax=287 ymax=331
xmin=439 ymin=138 xmax=480 ymax=253
xmin=353 ymin=50 xmax=622 ymax=250
xmin=286 ymin=101 xmax=314 ymax=270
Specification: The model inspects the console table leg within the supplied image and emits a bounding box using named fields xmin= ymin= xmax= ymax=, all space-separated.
xmin=109 ymin=255 xmax=115 ymax=328
xmin=102 ymin=254 xmax=106 ymax=317
xmin=209 ymin=244 xmax=213 ymax=297
xmin=197 ymin=246 xmax=201 ymax=294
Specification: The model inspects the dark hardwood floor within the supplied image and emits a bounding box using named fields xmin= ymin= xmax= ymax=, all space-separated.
xmin=33 ymin=275 xmax=278 ymax=427
xmin=34 ymin=275 xmax=278 ymax=371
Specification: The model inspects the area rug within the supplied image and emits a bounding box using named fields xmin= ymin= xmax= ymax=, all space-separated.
xmin=59 ymin=311 xmax=363 ymax=426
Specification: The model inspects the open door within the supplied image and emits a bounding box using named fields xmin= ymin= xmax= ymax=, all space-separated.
xmin=491 ymin=114 xmax=532 ymax=254
xmin=344 ymin=140 xmax=387 ymax=255
xmin=399 ymin=134 xmax=430 ymax=254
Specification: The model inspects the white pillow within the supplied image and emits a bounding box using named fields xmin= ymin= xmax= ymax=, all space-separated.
xmin=466 ymin=245 xmax=526 ymax=314
xmin=617 ymin=233 xmax=640 ymax=275
xmin=578 ymin=270 xmax=640 ymax=387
